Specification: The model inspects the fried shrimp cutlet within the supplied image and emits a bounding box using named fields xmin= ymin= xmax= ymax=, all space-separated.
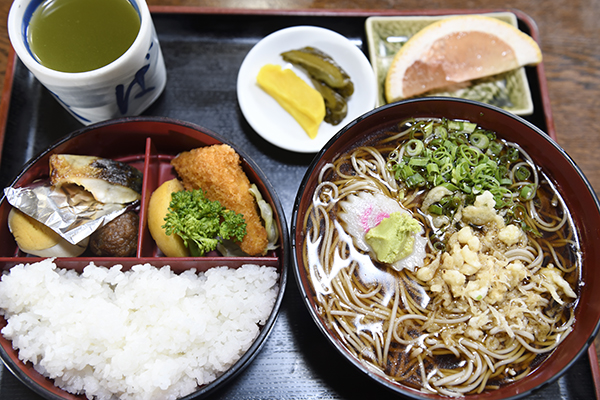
xmin=171 ymin=144 xmax=268 ymax=256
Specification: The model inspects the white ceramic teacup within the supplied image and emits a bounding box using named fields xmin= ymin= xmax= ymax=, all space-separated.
xmin=7 ymin=0 xmax=167 ymax=125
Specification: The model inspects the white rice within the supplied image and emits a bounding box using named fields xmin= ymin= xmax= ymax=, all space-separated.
xmin=0 ymin=259 xmax=279 ymax=400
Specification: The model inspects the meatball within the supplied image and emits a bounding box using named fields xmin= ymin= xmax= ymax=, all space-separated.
xmin=90 ymin=211 xmax=139 ymax=257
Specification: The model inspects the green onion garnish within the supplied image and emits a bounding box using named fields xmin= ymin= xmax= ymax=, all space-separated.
xmin=388 ymin=118 xmax=539 ymax=229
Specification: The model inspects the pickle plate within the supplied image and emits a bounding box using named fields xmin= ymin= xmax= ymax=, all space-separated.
xmin=236 ymin=25 xmax=377 ymax=154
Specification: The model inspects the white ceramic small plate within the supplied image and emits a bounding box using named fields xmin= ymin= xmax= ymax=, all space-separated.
xmin=237 ymin=26 xmax=377 ymax=153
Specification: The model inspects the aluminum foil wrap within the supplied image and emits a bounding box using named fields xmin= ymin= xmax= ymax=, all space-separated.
xmin=5 ymin=181 xmax=134 ymax=245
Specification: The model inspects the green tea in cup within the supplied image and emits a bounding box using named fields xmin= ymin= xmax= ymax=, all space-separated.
xmin=28 ymin=0 xmax=141 ymax=73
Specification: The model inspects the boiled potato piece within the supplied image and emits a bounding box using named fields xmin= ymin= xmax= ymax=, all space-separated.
xmin=147 ymin=178 xmax=189 ymax=257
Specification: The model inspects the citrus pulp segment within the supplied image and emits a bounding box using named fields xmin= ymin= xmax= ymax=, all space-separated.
xmin=384 ymin=15 xmax=542 ymax=102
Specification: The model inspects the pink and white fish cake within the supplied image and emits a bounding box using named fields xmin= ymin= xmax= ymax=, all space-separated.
xmin=337 ymin=191 xmax=427 ymax=271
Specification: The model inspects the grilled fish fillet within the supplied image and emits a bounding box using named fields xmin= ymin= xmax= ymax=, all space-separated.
xmin=171 ymin=144 xmax=268 ymax=256
xmin=49 ymin=154 xmax=143 ymax=204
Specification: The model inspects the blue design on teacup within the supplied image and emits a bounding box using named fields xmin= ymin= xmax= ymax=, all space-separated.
xmin=115 ymin=42 xmax=156 ymax=115
xmin=21 ymin=0 xmax=45 ymax=61
xmin=48 ymin=90 xmax=92 ymax=124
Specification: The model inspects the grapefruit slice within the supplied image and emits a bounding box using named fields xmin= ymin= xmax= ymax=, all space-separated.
xmin=384 ymin=15 xmax=542 ymax=102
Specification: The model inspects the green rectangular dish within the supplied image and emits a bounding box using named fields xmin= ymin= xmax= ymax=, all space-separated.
xmin=365 ymin=12 xmax=535 ymax=115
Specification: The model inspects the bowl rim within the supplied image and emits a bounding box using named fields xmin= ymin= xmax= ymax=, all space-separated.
xmin=290 ymin=97 xmax=600 ymax=399
xmin=0 ymin=115 xmax=290 ymax=400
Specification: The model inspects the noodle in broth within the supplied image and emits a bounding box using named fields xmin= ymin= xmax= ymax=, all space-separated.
xmin=302 ymin=118 xmax=580 ymax=396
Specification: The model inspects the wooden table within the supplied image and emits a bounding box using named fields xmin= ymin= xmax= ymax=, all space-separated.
xmin=0 ymin=0 xmax=598 ymax=399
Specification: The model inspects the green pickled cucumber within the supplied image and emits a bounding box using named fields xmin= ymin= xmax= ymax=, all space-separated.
xmin=281 ymin=47 xmax=354 ymax=96
xmin=281 ymin=46 xmax=354 ymax=125
xmin=311 ymin=78 xmax=348 ymax=125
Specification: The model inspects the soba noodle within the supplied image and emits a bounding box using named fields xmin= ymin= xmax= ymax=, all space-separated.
xmin=302 ymin=118 xmax=580 ymax=396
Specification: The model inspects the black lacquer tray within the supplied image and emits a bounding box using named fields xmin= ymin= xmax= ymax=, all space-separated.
xmin=0 ymin=7 xmax=595 ymax=400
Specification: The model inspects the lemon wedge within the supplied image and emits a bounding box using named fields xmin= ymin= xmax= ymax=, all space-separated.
xmin=385 ymin=15 xmax=542 ymax=102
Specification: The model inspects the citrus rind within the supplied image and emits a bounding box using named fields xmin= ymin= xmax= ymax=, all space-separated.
xmin=384 ymin=15 xmax=542 ymax=103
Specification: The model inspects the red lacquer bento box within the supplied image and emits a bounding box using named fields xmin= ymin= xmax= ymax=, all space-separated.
xmin=0 ymin=116 xmax=289 ymax=400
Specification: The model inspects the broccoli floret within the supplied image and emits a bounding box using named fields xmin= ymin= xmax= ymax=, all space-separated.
xmin=162 ymin=189 xmax=247 ymax=256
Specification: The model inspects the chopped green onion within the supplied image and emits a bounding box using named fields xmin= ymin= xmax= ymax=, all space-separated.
xmin=459 ymin=145 xmax=481 ymax=166
xmin=496 ymin=165 xmax=508 ymax=180
xmin=431 ymin=148 xmax=450 ymax=164
xmin=406 ymin=173 xmax=425 ymax=188
xmin=443 ymin=139 xmax=458 ymax=156
xmin=423 ymin=121 xmax=434 ymax=137
xmin=427 ymin=163 xmax=439 ymax=175
xmin=487 ymin=141 xmax=504 ymax=156
xmin=448 ymin=120 xmax=476 ymax=133
xmin=463 ymin=122 xmax=477 ymax=133
xmin=483 ymin=129 xmax=497 ymax=141
xmin=470 ymin=132 xmax=490 ymax=149
xmin=515 ymin=166 xmax=531 ymax=181
xmin=405 ymin=139 xmax=424 ymax=156
xmin=454 ymin=132 xmax=469 ymax=145
xmin=447 ymin=120 xmax=461 ymax=131
xmin=386 ymin=118 xmax=540 ymax=239
xmin=507 ymin=147 xmax=520 ymax=162
xmin=435 ymin=125 xmax=448 ymax=139
xmin=439 ymin=182 xmax=458 ymax=191
xmin=433 ymin=241 xmax=446 ymax=252
xmin=428 ymin=138 xmax=443 ymax=148
xmin=520 ymin=184 xmax=536 ymax=200
xmin=409 ymin=156 xmax=429 ymax=167
xmin=428 ymin=203 xmax=443 ymax=215
xmin=459 ymin=182 xmax=472 ymax=194
xmin=439 ymin=162 xmax=453 ymax=176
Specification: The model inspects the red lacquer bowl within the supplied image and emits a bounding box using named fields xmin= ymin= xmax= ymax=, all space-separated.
xmin=292 ymin=97 xmax=600 ymax=399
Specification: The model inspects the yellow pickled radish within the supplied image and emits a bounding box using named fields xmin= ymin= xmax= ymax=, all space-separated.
xmin=257 ymin=64 xmax=325 ymax=139
xmin=385 ymin=15 xmax=543 ymax=102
